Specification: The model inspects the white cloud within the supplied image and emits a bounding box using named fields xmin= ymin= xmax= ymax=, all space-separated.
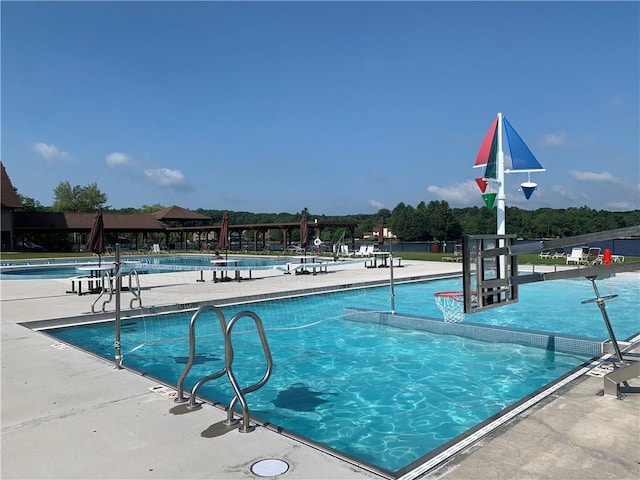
xmin=606 ymin=200 xmax=635 ymax=210
xmin=368 ymin=199 xmax=384 ymax=210
xmin=31 ymin=142 xmax=71 ymax=162
xmin=427 ymin=181 xmax=480 ymax=206
xmin=105 ymin=152 xmax=135 ymax=167
xmin=568 ymin=170 xmax=619 ymax=183
xmin=548 ymin=184 xmax=585 ymax=203
xmin=144 ymin=168 xmax=192 ymax=190
xmin=540 ymin=133 xmax=567 ymax=147
xmin=609 ymin=96 xmax=623 ymax=107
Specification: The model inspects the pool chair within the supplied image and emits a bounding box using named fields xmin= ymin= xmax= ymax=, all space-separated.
xmin=566 ymin=247 xmax=585 ymax=265
xmin=150 ymin=244 xmax=161 ymax=254
xmin=443 ymin=245 xmax=463 ymax=262
xmin=551 ymin=249 xmax=566 ymax=259
xmin=582 ymin=247 xmax=602 ymax=266
xmin=539 ymin=250 xmax=552 ymax=259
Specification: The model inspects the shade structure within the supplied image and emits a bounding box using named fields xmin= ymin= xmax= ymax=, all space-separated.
xmin=377 ymin=216 xmax=385 ymax=247
xmin=86 ymin=207 xmax=105 ymax=265
xmin=300 ymin=215 xmax=309 ymax=249
xmin=216 ymin=212 xmax=230 ymax=251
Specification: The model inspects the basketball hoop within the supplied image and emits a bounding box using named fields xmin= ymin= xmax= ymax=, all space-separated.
xmin=434 ymin=291 xmax=476 ymax=323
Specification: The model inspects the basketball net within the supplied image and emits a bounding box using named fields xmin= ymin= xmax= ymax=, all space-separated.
xmin=434 ymin=291 xmax=476 ymax=323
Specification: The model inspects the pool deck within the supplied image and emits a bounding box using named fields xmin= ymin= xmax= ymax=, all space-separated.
xmin=1 ymin=259 xmax=638 ymax=479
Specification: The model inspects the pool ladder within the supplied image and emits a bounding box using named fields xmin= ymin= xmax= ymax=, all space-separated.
xmin=91 ymin=268 xmax=143 ymax=313
xmin=173 ymin=305 xmax=273 ymax=433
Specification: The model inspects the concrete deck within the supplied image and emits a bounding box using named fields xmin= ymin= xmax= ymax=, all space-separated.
xmin=1 ymin=258 xmax=638 ymax=479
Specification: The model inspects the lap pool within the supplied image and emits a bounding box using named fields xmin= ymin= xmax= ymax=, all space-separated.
xmin=39 ymin=273 xmax=639 ymax=477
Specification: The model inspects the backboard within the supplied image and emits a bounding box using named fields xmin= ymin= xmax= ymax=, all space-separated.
xmin=462 ymin=234 xmax=519 ymax=314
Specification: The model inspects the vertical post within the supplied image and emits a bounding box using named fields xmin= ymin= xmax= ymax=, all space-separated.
xmin=495 ymin=113 xmax=508 ymax=282
xmin=389 ymin=240 xmax=395 ymax=314
xmin=496 ymin=112 xmax=506 ymax=236
xmin=114 ymin=243 xmax=122 ymax=369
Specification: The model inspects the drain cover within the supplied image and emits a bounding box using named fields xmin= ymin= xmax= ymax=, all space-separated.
xmin=251 ymin=459 xmax=289 ymax=477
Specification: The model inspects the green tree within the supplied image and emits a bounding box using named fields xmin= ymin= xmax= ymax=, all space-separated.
xmin=139 ymin=204 xmax=165 ymax=214
xmin=18 ymin=195 xmax=46 ymax=212
xmin=52 ymin=181 xmax=108 ymax=212
xmin=425 ymin=200 xmax=458 ymax=241
xmin=391 ymin=202 xmax=415 ymax=241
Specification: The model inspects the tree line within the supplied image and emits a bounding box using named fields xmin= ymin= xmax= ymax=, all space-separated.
xmin=18 ymin=181 xmax=640 ymax=244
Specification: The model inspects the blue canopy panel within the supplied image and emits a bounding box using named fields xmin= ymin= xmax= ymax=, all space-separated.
xmin=503 ymin=117 xmax=546 ymax=173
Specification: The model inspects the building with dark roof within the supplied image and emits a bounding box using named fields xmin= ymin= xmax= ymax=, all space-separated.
xmin=1 ymin=162 xmax=24 ymax=250
xmin=1 ymin=163 xmax=358 ymax=253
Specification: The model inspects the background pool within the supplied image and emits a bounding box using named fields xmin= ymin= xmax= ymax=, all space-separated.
xmin=0 ymin=255 xmax=288 ymax=279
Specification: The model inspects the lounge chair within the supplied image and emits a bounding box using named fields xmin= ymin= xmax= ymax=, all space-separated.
xmin=443 ymin=245 xmax=463 ymax=262
xmin=551 ymin=249 xmax=566 ymax=259
xmin=566 ymin=247 xmax=585 ymax=265
xmin=539 ymin=250 xmax=551 ymax=259
xmin=582 ymin=247 xmax=602 ymax=266
xmin=354 ymin=246 xmax=370 ymax=257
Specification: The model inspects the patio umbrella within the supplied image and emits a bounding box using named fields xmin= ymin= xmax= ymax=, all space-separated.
xmin=300 ymin=214 xmax=309 ymax=250
xmin=216 ymin=212 xmax=230 ymax=251
xmin=377 ymin=216 xmax=385 ymax=249
xmin=87 ymin=207 xmax=106 ymax=265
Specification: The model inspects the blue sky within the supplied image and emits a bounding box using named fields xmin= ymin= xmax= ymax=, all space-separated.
xmin=2 ymin=1 xmax=639 ymax=215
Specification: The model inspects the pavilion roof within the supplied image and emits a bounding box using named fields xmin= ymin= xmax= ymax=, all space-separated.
xmin=153 ymin=205 xmax=211 ymax=221
xmin=13 ymin=212 xmax=167 ymax=231
xmin=1 ymin=162 xmax=22 ymax=209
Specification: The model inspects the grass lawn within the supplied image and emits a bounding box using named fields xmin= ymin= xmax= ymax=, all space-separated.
xmin=2 ymin=250 xmax=637 ymax=265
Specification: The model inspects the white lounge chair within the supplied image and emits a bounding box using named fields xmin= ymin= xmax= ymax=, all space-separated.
xmin=539 ymin=250 xmax=552 ymax=259
xmin=354 ymin=246 xmax=370 ymax=257
xmin=551 ymin=249 xmax=566 ymax=259
xmin=566 ymin=247 xmax=585 ymax=265
xmin=151 ymin=244 xmax=161 ymax=254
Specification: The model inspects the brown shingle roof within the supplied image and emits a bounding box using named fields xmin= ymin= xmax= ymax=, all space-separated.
xmin=13 ymin=212 xmax=167 ymax=231
xmin=1 ymin=162 xmax=23 ymax=209
xmin=153 ymin=205 xmax=211 ymax=221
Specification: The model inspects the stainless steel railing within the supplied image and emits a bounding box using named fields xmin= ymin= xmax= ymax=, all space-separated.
xmin=173 ymin=305 xmax=273 ymax=433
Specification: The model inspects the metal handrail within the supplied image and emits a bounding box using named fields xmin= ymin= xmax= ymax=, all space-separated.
xmin=91 ymin=270 xmax=113 ymax=313
xmin=223 ymin=311 xmax=273 ymax=433
xmin=174 ymin=305 xmax=228 ymax=405
xmin=128 ymin=269 xmax=143 ymax=309
xmin=172 ymin=305 xmax=273 ymax=433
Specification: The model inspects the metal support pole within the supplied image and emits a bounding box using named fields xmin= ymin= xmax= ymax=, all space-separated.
xmin=584 ymin=277 xmax=624 ymax=367
xmin=114 ymin=243 xmax=122 ymax=369
xmin=389 ymin=241 xmax=395 ymax=314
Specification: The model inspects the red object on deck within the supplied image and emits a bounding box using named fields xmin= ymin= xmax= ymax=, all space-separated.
xmin=603 ymin=248 xmax=612 ymax=265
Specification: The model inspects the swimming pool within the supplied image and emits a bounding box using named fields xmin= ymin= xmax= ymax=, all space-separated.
xmin=40 ymin=273 xmax=639 ymax=477
xmin=0 ymin=255 xmax=288 ymax=280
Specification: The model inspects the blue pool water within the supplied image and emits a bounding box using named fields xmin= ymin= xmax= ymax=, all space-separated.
xmin=0 ymin=255 xmax=287 ymax=279
xmin=42 ymin=273 xmax=639 ymax=475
